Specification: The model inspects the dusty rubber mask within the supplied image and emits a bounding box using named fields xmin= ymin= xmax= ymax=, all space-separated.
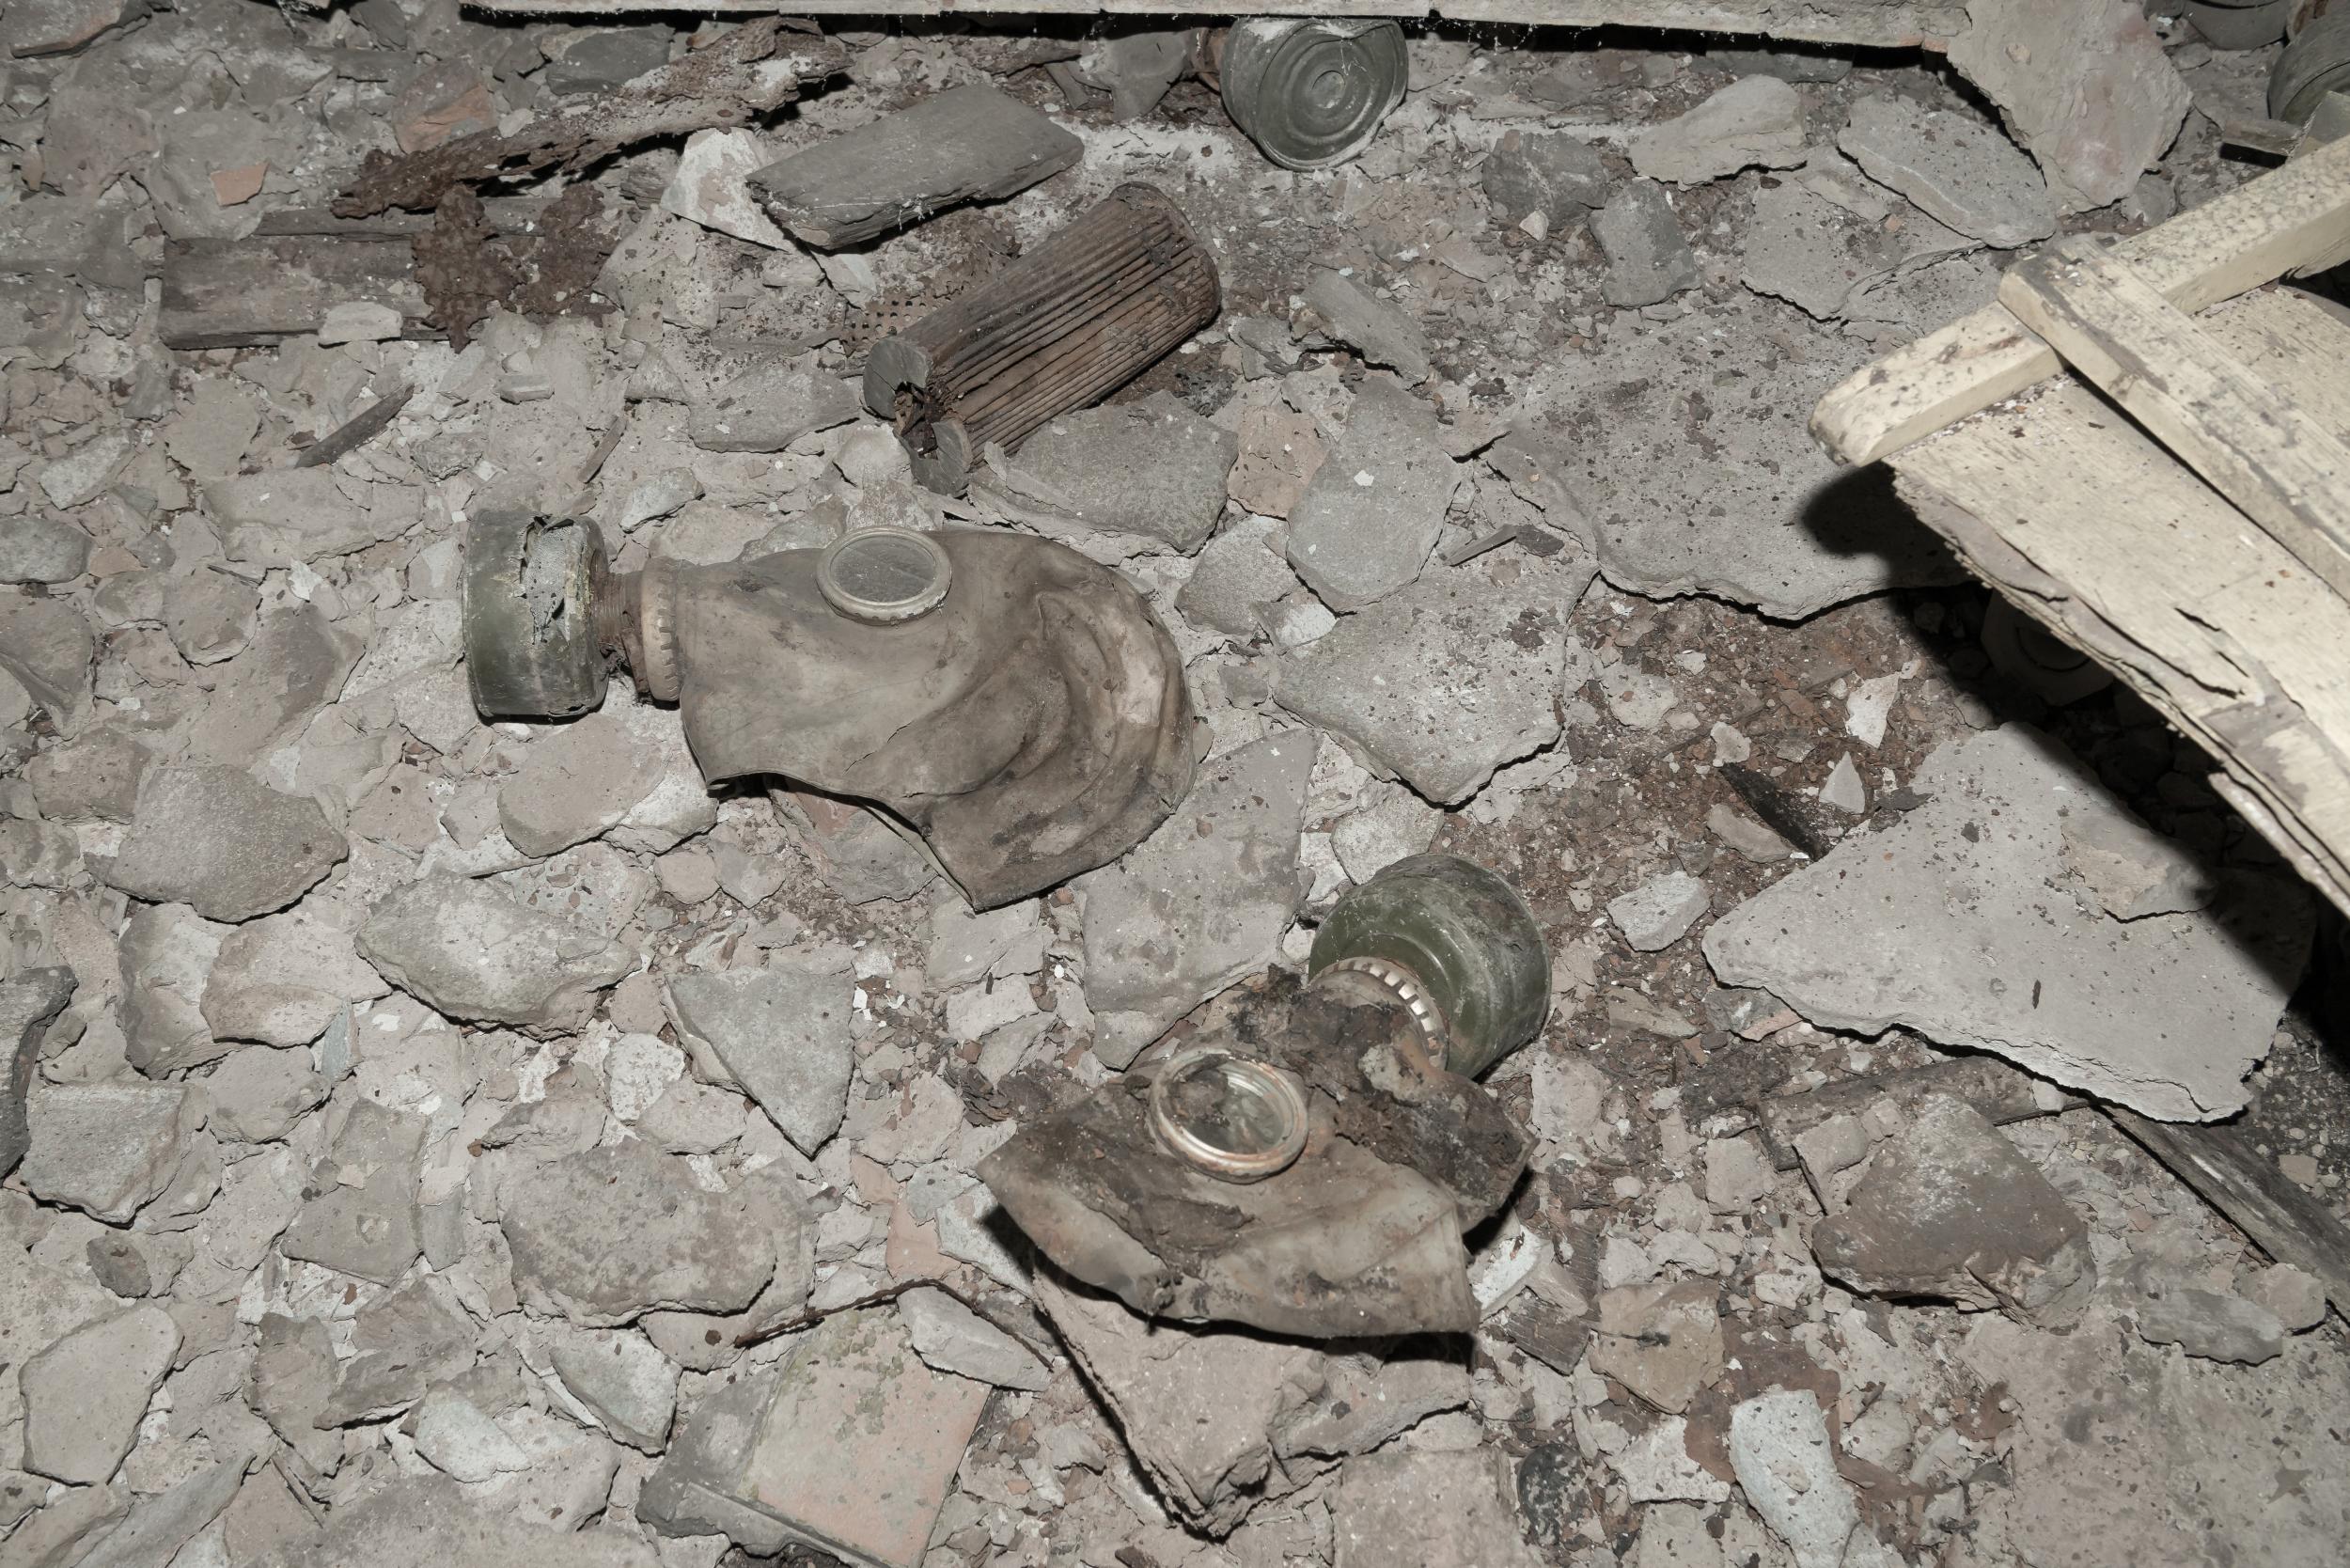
xmin=979 ymin=855 xmax=1550 ymax=1338
xmin=462 ymin=512 xmax=1196 ymax=909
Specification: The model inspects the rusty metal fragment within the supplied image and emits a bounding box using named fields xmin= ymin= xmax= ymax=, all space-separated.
xmin=332 ymin=20 xmax=847 ymax=217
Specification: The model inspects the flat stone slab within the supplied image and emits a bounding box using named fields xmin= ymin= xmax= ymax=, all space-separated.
xmin=501 ymin=1143 xmax=804 ymax=1325
xmin=1284 ymin=373 xmax=1454 ymax=612
xmin=666 ymin=964 xmax=854 ymax=1156
xmin=1594 ymin=180 xmax=1699 ymax=308
xmin=1946 ymin=0 xmax=2190 ymax=213
xmin=1299 ymin=271 xmax=1432 ymax=386
xmin=358 ymin=876 xmax=635 ymax=1036
xmin=996 ymin=392 xmax=1237 ymax=554
xmin=1629 ymin=74 xmax=1807 ymax=186
xmin=1838 ymin=95 xmax=2054 ymax=248
xmin=1543 ymin=299 xmax=1966 ymax=619
xmin=1274 ymin=551 xmax=1591 ymax=804
xmin=1331 ymin=1450 xmax=1544 ymax=1568
xmin=19 ymin=1305 xmax=180 ymax=1485
xmin=643 ymin=1308 xmax=988 ymax=1567
xmin=1812 ymin=1093 xmax=2094 ymax=1328
xmin=1076 ymin=733 xmax=1312 ymax=1067
xmin=99 ymin=766 xmax=348 ymax=923
xmin=1704 ymin=726 xmax=2311 ymax=1120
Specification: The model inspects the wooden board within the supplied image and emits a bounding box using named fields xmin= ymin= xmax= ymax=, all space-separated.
xmin=453 ymin=0 xmax=1966 ymax=45
xmin=2000 ymin=242 xmax=2350 ymax=603
xmin=1888 ymin=287 xmax=2350 ymax=915
xmin=1813 ymin=132 xmax=2350 ymax=467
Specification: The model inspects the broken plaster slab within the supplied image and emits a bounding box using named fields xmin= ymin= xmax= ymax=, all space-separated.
xmin=1534 ymin=298 xmax=1966 ymax=619
xmin=1704 ymin=726 xmax=2311 ymax=1120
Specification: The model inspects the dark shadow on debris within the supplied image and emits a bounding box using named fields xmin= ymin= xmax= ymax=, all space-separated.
xmin=1790 ymin=462 xmax=1967 ymax=605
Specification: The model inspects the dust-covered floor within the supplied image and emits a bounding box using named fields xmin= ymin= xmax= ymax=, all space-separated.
xmin=2 ymin=3 xmax=2347 ymax=1567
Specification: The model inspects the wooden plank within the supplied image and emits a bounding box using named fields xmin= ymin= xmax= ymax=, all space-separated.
xmin=456 ymin=0 xmax=1963 ymax=44
xmin=1812 ymin=131 xmax=2350 ymax=466
xmin=1890 ymin=369 xmax=2350 ymax=911
xmin=2000 ymin=243 xmax=2350 ymax=602
xmin=161 ymin=232 xmax=430 ymax=351
xmin=2114 ymin=1110 xmax=2350 ymax=1320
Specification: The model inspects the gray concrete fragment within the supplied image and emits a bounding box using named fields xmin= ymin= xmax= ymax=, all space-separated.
xmin=0 ymin=592 xmax=95 ymax=733
xmin=776 ymin=792 xmax=935 ymax=905
xmin=496 ymin=705 xmax=669 ymax=857
xmin=1947 ymin=0 xmax=2191 ymax=213
xmin=162 ymin=569 xmax=259 ymax=666
xmin=413 ymin=1388 xmax=533 ymax=1482
xmin=898 ymin=1286 xmax=1050 ymax=1390
xmin=202 ymin=1048 xmax=328 ymax=1143
xmin=202 ymin=469 xmax=419 ymax=565
xmin=99 ymin=767 xmax=347 ymax=923
xmin=1480 ymin=130 xmax=1609 ymax=229
xmin=2133 ymin=1272 xmax=2286 ymax=1364
xmin=548 ymin=1325 xmax=680 ymax=1452
xmin=183 ymin=607 xmax=365 ymax=766
xmin=21 ymin=1080 xmax=196 ymax=1224
xmin=1299 ymin=271 xmax=1432 ymax=386
xmin=24 ymin=725 xmax=154 ymax=823
xmin=0 ymin=514 xmax=92 ymax=585
xmin=318 ymin=1280 xmax=477 ymax=1427
xmin=641 ymin=1308 xmax=987 ymax=1566
xmin=1559 ymin=299 xmax=1964 ymax=619
xmin=1285 ymin=373 xmax=1454 ymax=610
xmin=2241 ymin=1263 xmax=2327 ymax=1333
xmin=1819 ymin=753 xmax=1867 ymax=815
xmin=358 ymin=876 xmax=635 ymax=1036
xmin=543 ymin=24 xmax=674 ymax=92
xmin=278 ymin=1101 xmax=427 ymax=1286
xmin=201 ymin=905 xmax=388 ymax=1047
xmin=1728 ymin=1388 xmax=1900 ymax=1568
xmin=2061 ymin=806 xmax=2214 ymax=919
xmin=1332 ymin=780 xmax=1446 ymax=883
xmin=0 ymin=967 xmax=74 ymax=1178
xmin=1075 ymin=734 xmax=1311 ymax=1067
xmin=67 ymin=1448 xmax=253 ymax=1568
xmin=998 ymin=392 xmax=1237 ymax=553
xmin=1177 ymin=513 xmax=1300 ymax=637
xmin=1703 ymin=727 xmax=2309 ymax=1120
xmin=249 ymin=1478 xmax=659 ymax=1568
xmin=119 ymin=902 xmax=230 ymax=1075
xmin=20 ymin=1305 xmax=180 ymax=1484
xmin=1331 ymin=1450 xmax=1543 ymax=1568
xmin=687 ymin=355 xmax=858 ymax=452
xmin=501 ymin=1143 xmax=804 ymax=1325
xmin=1629 ymin=75 xmax=1807 ymax=186
xmin=1607 ymin=871 xmax=1710 ymax=951
xmin=1594 ymin=180 xmax=1700 ymax=308
xmin=665 ymin=964 xmax=854 ymax=1156
xmin=1275 ymin=553 xmax=1589 ymax=804
xmin=1707 ymin=802 xmax=1794 ymax=862
xmin=1811 ymin=1094 xmax=2094 ymax=1328
xmin=1838 ymin=95 xmax=2054 ymax=247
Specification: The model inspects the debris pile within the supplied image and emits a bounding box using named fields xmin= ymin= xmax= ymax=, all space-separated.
xmin=2 ymin=5 xmax=2344 ymax=1568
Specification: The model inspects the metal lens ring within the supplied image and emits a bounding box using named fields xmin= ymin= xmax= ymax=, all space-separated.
xmin=817 ymin=526 xmax=953 ymax=625
xmin=1148 ymin=1046 xmax=1310 ymax=1184
xmin=1315 ymin=954 xmax=1451 ymax=1058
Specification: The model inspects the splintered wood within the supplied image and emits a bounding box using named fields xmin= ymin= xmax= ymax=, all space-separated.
xmin=1818 ymin=140 xmax=2350 ymax=916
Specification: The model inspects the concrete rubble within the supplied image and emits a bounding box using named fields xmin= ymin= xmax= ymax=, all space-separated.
xmin=1705 ymin=726 xmax=2311 ymax=1120
xmin=0 ymin=7 xmax=2338 ymax=1568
